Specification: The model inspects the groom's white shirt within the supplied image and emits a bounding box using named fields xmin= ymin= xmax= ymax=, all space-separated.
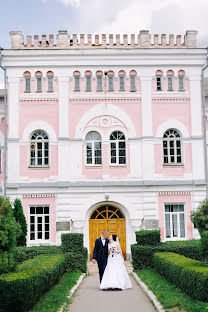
xmin=101 ymin=236 xmax=106 ymax=246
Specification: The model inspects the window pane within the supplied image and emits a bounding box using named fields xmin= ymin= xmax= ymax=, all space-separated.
xmin=30 ymin=207 xmax=35 ymax=214
xmin=37 ymin=77 xmax=42 ymax=92
xmin=36 ymin=206 xmax=43 ymax=214
xmin=25 ymin=77 xmax=31 ymax=92
xmin=119 ymin=142 xmax=125 ymax=148
xmin=179 ymin=76 xmax=184 ymax=90
xmin=45 ymin=232 xmax=50 ymax=240
xmin=119 ymin=76 xmax=125 ymax=91
xmin=75 ymin=77 xmax=80 ymax=91
xmin=44 ymin=207 xmax=49 ymax=214
xmin=156 ymin=76 xmax=162 ymax=91
xmin=38 ymin=158 xmax=42 ymax=165
xmin=45 ymin=216 xmax=49 ymax=223
xmin=179 ymin=205 xmax=184 ymax=212
xmin=87 ymin=158 xmax=92 ymax=164
xmin=172 ymin=214 xmax=178 ymax=237
xmin=95 ymin=157 xmax=102 ymax=165
xmin=38 ymin=232 xmax=42 ymax=239
xmin=165 ymin=214 xmax=171 ymax=238
xmin=119 ymin=157 xmax=126 ymax=164
xmin=164 ymin=156 xmax=168 ymax=163
xmin=108 ymin=76 xmax=114 ymax=91
xmin=97 ymin=76 xmax=102 ymax=91
xmin=165 ymin=205 xmax=170 ymax=212
xmin=30 ymin=233 xmax=35 ymax=240
xmin=130 ymin=76 xmax=136 ymax=91
xmin=180 ymin=213 xmax=185 ymax=237
xmin=86 ymin=76 xmax=91 ymax=91
xmin=168 ymin=77 xmax=173 ymax=91
xmin=111 ymin=157 xmax=116 ymax=163
xmin=48 ymin=77 xmax=53 ymax=92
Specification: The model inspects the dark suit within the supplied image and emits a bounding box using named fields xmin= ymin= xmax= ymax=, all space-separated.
xmin=92 ymin=237 xmax=109 ymax=282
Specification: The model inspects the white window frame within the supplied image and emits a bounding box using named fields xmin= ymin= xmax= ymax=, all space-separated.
xmin=29 ymin=205 xmax=50 ymax=244
xmin=178 ymin=75 xmax=185 ymax=91
xmin=130 ymin=75 xmax=136 ymax=92
xmin=167 ymin=75 xmax=173 ymax=91
xmin=36 ymin=76 xmax=42 ymax=92
xmin=156 ymin=75 xmax=162 ymax=91
xmin=119 ymin=76 xmax=125 ymax=91
xmin=163 ymin=129 xmax=183 ymax=165
xmin=29 ymin=131 xmax=49 ymax=168
xmin=85 ymin=132 xmax=102 ymax=166
xmin=74 ymin=76 xmax=80 ymax=91
xmin=97 ymin=76 xmax=103 ymax=92
xmin=48 ymin=76 xmax=54 ymax=92
xmin=110 ymin=131 xmax=126 ymax=166
xmin=86 ymin=75 xmax=92 ymax=92
xmin=108 ymin=75 xmax=114 ymax=91
xmin=25 ymin=77 xmax=31 ymax=93
xmin=164 ymin=203 xmax=186 ymax=240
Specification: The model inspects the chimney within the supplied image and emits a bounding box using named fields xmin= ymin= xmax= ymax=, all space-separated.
xmin=57 ymin=30 xmax=69 ymax=47
xmin=10 ymin=31 xmax=24 ymax=49
xmin=139 ymin=30 xmax=150 ymax=47
xmin=184 ymin=30 xmax=198 ymax=48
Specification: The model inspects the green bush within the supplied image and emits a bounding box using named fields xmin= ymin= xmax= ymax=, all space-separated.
xmin=16 ymin=245 xmax=63 ymax=262
xmin=136 ymin=230 xmax=161 ymax=246
xmin=191 ymin=198 xmax=208 ymax=232
xmin=201 ymin=231 xmax=208 ymax=261
xmin=153 ymin=252 xmax=208 ymax=302
xmin=65 ymin=247 xmax=88 ymax=273
xmin=131 ymin=240 xmax=202 ymax=270
xmin=0 ymin=254 xmax=65 ymax=312
xmin=0 ymin=199 xmax=19 ymax=273
xmin=13 ymin=199 xmax=27 ymax=246
xmin=61 ymin=233 xmax=84 ymax=253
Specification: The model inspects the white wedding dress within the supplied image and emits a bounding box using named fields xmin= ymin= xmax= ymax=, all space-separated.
xmin=100 ymin=242 xmax=132 ymax=290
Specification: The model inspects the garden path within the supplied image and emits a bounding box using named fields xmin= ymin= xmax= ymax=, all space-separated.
xmin=67 ymin=262 xmax=156 ymax=312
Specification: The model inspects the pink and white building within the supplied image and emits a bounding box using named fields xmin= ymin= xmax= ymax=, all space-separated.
xmin=1 ymin=30 xmax=207 ymax=259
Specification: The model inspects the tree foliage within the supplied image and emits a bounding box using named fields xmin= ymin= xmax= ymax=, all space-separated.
xmin=13 ymin=199 xmax=27 ymax=246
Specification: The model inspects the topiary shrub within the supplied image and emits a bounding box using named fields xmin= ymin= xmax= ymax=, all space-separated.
xmin=135 ymin=230 xmax=161 ymax=246
xmin=0 ymin=254 xmax=65 ymax=312
xmin=13 ymin=199 xmax=27 ymax=246
xmin=191 ymin=198 xmax=208 ymax=261
xmin=16 ymin=245 xmax=63 ymax=262
xmin=65 ymin=248 xmax=88 ymax=273
xmin=153 ymin=252 xmax=208 ymax=302
xmin=131 ymin=240 xmax=202 ymax=270
xmin=0 ymin=198 xmax=19 ymax=273
xmin=61 ymin=233 xmax=84 ymax=253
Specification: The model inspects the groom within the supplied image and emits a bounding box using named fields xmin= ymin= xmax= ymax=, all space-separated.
xmin=92 ymin=229 xmax=109 ymax=283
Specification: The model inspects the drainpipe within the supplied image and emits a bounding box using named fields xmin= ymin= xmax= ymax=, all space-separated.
xmin=0 ymin=48 xmax=7 ymax=198
xmin=202 ymin=48 xmax=208 ymax=197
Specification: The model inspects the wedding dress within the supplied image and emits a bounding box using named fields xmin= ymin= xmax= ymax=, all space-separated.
xmin=100 ymin=242 xmax=132 ymax=290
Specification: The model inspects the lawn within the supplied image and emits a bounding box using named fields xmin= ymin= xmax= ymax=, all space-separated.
xmin=30 ymin=271 xmax=82 ymax=312
xmin=136 ymin=269 xmax=208 ymax=312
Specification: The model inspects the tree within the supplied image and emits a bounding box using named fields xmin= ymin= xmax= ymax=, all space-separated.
xmin=191 ymin=198 xmax=208 ymax=261
xmin=13 ymin=199 xmax=27 ymax=246
xmin=0 ymin=198 xmax=19 ymax=273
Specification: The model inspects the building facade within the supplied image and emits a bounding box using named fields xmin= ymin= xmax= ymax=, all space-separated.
xmin=1 ymin=30 xmax=207 ymax=259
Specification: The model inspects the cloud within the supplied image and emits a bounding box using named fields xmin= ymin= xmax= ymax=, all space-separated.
xmin=41 ymin=0 xmax=80 ymax=8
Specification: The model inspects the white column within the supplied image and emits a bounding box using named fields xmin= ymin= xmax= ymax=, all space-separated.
xmin=58 ymin=76 xmax=69 ymax=138
xmin=141 ymin=76 xmax=154 ymax=180
xmin=7 ymin=77 xmax=20 ymax=182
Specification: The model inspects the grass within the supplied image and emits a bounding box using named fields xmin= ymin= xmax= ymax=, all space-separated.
xmin=136 ymin=269 xmax=208 ymax=312
xmin=30 ymin=271 xmax=82 ymax=312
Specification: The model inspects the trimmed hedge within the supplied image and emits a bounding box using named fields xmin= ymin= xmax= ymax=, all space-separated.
xmin=136 ymin=230 xmax=161 ymax=246
xmin=65 ymin=248 xmax=88 ymax=273
xmin=61 ymin=233 xmax=84 ymax=253
xmin=131 ymin=240 xmax=202 ymax=270
xmin=153 ymin=252 xmax=208 ymax=301
xmin=16 ymin=245 xmax=62 ymax=262
xmin=0 ymin=254 xmax=65 ymax=312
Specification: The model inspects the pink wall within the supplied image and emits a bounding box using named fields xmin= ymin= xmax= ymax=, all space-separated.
xmin=20 ymin=145 xmax=58 ymax=178
xmin=152 ymin=102 xmax=191 ymax=136
xmin=22 ymin=195 xmax=56 ymax=244
xmin=154 ymin=143 xmax=192 ymax=176
xmin=158 ymin=193 xmax=193 ymax=240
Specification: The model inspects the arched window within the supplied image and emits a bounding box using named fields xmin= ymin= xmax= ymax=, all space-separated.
xmin=96 ymin=71 xmax=103 ymax=92
xmin=163 ymin=129 xmax=182 ymax=164
xmin=118 ymin=70 xmax=126 ymax=91
xmin=85 ymin=131 xmax=102 ymax=165
xmin=30 ymin=130 xmax=49 ymax=166
xmin=85 ymin=70 xmax=92 ymax=92
xmin=129 ymin=70 xmax=137 ymax=92
xmin=35 ymin=71 xmax=42 ymax=92
xmin=178 ymin=70 xmax=185 ymax=91
xmin=47 ymin=71 xmax=54 ymax=92
xmin=156 ymin=70 xmax=163 ymax=91
xmin=24 ymin=71 xmax=31 ymax=93
xmin=108 ymin=70 xmax=114 ymax=91
xmin=110 ymin=131 xmax=126 ymax=165
xmin=167 ymin=70 xmax=174 ymax=91
xmin=74 ymin=71 xmax=81 ymax=91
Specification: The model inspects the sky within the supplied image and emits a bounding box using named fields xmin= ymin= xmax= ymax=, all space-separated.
xmin=0 ymin=0 xmax=208 ymax=87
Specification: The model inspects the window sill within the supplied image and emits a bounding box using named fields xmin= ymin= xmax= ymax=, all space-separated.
xmin=130 ymin=89 xmax=137 ymax=92
xmin=178 ymin=89 xmax=185 ymax=92
xmin=28 ymin=241 xmax=51 ymax=245
xmin=28 ymin=165 xmax=50 ymax=169
xmin=163 ymin=163 xmax=184 ymax=167
xmin=36 ymin=91 xmax=42 ymax=93
xmin=74 ymin=90 xmax=80 ymax=92
xmin=119 ymin=90 xmax=125 ymax=92
xmin=24 ymin=91 xmax=31 ymax=93
xmin=85 ymin=165 xmax=103 ymax=167
xmin=85 ymin=90 xmax=92 ymax=92
xmin=109 ymin=164 xmax=127 ymax=167
xmin=47 ymin=90 xmax=54 ymax=93
xmin=96 ymin=90 xmax=103 ymax=92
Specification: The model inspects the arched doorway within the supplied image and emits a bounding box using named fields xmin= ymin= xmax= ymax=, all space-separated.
xmin=89 ymin=205 xmax=126 ymax=260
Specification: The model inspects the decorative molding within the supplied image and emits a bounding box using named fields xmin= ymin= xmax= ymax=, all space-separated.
xmin=152 ymin=97 xmax=190 ymax=103
xmin=23 ymin=193 xmax=56 ymax=198
xmin=85 ymin=115 xmax=126 ymax=130
xmin=20 ymin=99 xmax=58 ymax=104
xmin=159 ymin=191 xmax=191 ymax=196
xmin=69 ymin=98 xmax=141 ymax=103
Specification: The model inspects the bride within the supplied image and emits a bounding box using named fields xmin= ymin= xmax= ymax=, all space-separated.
xmin=100 ymin=234 xmax=132 ymax=290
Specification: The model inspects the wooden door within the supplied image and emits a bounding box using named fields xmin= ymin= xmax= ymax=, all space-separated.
xmin=89 ymin=205 xmax=126 ymax=260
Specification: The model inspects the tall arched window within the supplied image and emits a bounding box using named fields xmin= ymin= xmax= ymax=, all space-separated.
xmin=30 ymin=130 xmax=49 ymax=166
xmin=110 ymin=131 xmax=126 ymax=165
xmin=35 ymin=71 xmax=42 ymax=92
xmin=24 ymin=71 xmax=31 ymax=93
xmin=86 ymin=131 xmax=102 ymax=165
xmin=163 ymin=129 xmax=182 ymax=164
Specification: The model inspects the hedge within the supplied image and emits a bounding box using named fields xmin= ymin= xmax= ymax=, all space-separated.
xmin=65 ymin=248 xmax=88 ymax=273
xmin=153 ymin=252 xmax=208 ymax=302
xmin=0 ymin=254 xmax=65 ymax=312
xmin=131 ymin=240 xmax=202 ymax=270
xmin=16 ymin=245 xmax=62 ymax=262
xmin=61 ymin=233 xmax=84 ymax=253
xmin=136 ymin=230 xmax=160 ymax=246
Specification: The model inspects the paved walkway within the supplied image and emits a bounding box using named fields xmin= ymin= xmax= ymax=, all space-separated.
xmin=68 ymin=263 xmax=156 ymax=312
